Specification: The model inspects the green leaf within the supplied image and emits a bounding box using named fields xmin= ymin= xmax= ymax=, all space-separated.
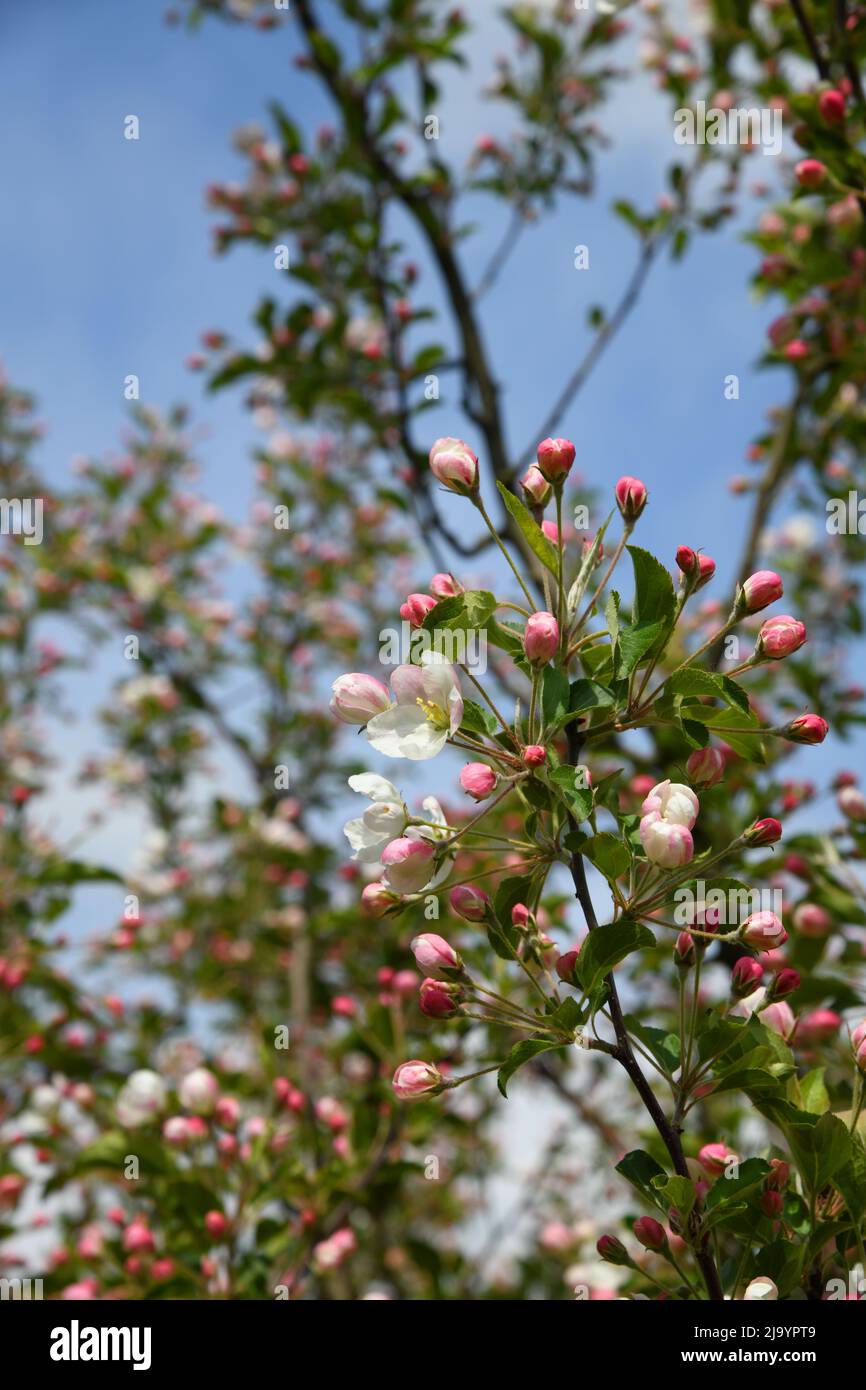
xmin=704 ymin=1157 xmax=770 ymax=1213
xmin=615 ymin=1149 xmax=668 ymax=1209
xmin=496 ymin=481 xmax=560 ymax=577
xmin=625 ymin=1018 xmax=681 ymax=1075
xmin=548 ymin=766 xmax=593 ymax=822
xmin=541 ymin=667 xmax=570 ymax=726
xmin=652 ymin=1174 xmax=695 ymax=1221
xmin=498 ymin=1038 xmax=568 ymax=1097
xmin=576 ymin=919 xmax=655 ymax=995
xmin=616 ymin=620 xmax=666 ymax=678
xmin=799 ymin=1068 xmax=830 ymax=1115
xmin=566 ymin=512 xmax=612 ymax=618
xmin=494 ymin=874 xmax=535 ymax=927
xmin=835 ymin=1135 xmax=866 ymax=1218
xmin=627 ymin=545 xmax=676 ymax=627
xmin=459 ymin=699 xmax=497 ymax=737
xmin=568 ymin=679 xmax=615 ymax=717
xmin=580 ymin=833 xmax=631 ymax=883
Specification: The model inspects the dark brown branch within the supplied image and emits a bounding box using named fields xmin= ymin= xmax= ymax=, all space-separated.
xmin=789 ymin=0 xmax=832 ymax=79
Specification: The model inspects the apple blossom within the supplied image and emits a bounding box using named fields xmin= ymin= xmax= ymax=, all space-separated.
xmin=795 ymin=158 xmax=826 ymax=188
xmin=685 ymin=747 xmax=724 ymax=788
xmin=411 ymin=933 xmax=461 ymax=975
xmin=343 ymin=774 xmax=407 ymax=862
xmin=633 ymin=1216 xmax=666 ymax=1251
xmin=524 ymin=611 xmax=559 ymax=665
xmin=330 ymin=672 xmax=392 ymax=724
xmin=400 ymin=593 xmax=437 ymax=628
xmin=522 ymin=744 xmax=547 ymax=767
xmin=640 ymin=818 xmax=694 ymax=868
xmin=596 ymin=1234 xmax=631 ymax=1265
xmin=785 ymin=713 xmax=829 ymax=744
xmin=116 ymin=1070 xmax=168 ymax=1128
xmin=761 ymin=1001 xmax=796 ymax=1041
xmin=459 ymin=762 xmax=498 ymax=801
xmin=614 ymin=475 xmax=647 ymax=522
xmin=838 ymin=785 xmax=866 ymax=820
xmin=756 ymin=615 xmax=806 ymax=660
xmin=363 ymin=651 xmax=463 ymax=761
xmin=178 ymin=1068 xmax=220 ymax=1115
xmin=731 ymin=957 xmax=764 ymax=998
xmin=430 ymin=572 xmax=464 ymax=599
xmin=380 ymin=837 xmax=437 ymax=894
xmin=739 ymin=911 xmax=787 ymax=950
xmin=360 ymin=881 xmax=400 ymax=917
xmin=555 ymin=948 xmax=581 ymax=981
xmin=743 ymin=817 xmax=783 ymax=846
xmin=640 ymin=780 xmax=699 ymax=827
xmin=521 ymin=464 xmax=552 ymax=506
xmin=419 ymin=979 xmax=461 ymax=1018
xmin=428 ymin=436 xmax=478 ymax=494
xmin=535 ymin=436 xmax=575 ymax=484
xmin=738 ymin=570 xmax=783 ymax=613
xmin=698 ymin=1142 xmax=738 ymax=1176
xmin=792 ymin=902 xmax=831 ymax=937
xmin=392 ymin=1060 xmax=442 ymax=1100
xmin=818 ymin=89 xmax=846 ymax=123
xmin=767 ymin=968 xmax=801 ymax=1000
xmin=449 ymin=884 xmax=490 ymax=921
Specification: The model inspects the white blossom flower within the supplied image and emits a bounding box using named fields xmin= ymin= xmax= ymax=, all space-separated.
xmin=343 ymin=774 xmax=407 ymax=862
xmin=365 ymin=652 xmax=463 ymax=761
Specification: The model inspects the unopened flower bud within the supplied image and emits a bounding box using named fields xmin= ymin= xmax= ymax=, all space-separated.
xmin=686 ymin=747 xmax=725 ymax=788
xmin=419 ymin=978 xmax=461 ymax=1018
xmin=784 ymin=713 xmax=828 ymax=745
xmin=740 ymin=910 xmax=787 ymax=950
xmin=744 ymin=817 xmax=783 ymax=847
xmin=400 ymin=593 xmax=437 ymax=629
xmin=330 ymin=673 xmax=392 ymax=724
xmin=675 ymin=932 xmax=695 ymax=969
xmin=521 ymin=464 xmax=552 ymax=506
xmin=555 ymin=948 xmax=581 ymax=982
xmin=522 ymin=744 xmax=547 ymax=768
xmin=795 ymin=158 xmax=826 ymax=188
xmin=428 ymin=437 xmax=478 ymax=494
xmin=524 ymin=611 xmax=559 ymax=665
xmin=596 ymin=1234 xmax=631 ymax=1266
xmin=392 ymin=1059 xmax=442 ymax=1100
xmin=449 ymin=884 xmax=491 ymax=922
xmin=792 ymin=902 xmax=831 ymax=937
xmin=738 ymin=570 xmax=783 ymax=614
xmin=756 ymin=615 xmax=806 ymax=660
xmin=410 ymin=933 xmax=460 ymax=975
xmin=615 ymin=475 xmax=647 ymax=522
xmin=633 ymin=1216 xmax=667 ymax=1252
xmin=381 ymin=837 xmax=436 ymax=894
xmin=430 ymin=572 xmax=464 ymax=599
xmin=361 ymin=881 xmax=400 ymax=917
xmin=767 ymin=967 xmax=801 ymax=1000
xmin=731 ymin=956 xmax=764 ymax=998
xmin=536 ymin=437 xmax=575 ymax=484
xmin=459 ymin=762 xmax=498 ymax=801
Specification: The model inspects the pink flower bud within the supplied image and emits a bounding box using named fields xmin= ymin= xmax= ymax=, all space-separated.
xmin=698 ymin=1142 xmax=738 ymax=1177
xmin=856 ymin=1039 xmax=866 ymax=1073
xmin=392 ymin=1059 xmax=442 ymax=1101
xmin=795 ymin=158 xmax=826 ymax=188
xmin=179 ymin=1067 xmax=220 ymax=1115
xmin=785 ymin=713 xmax=828 ymax=745
xmin=555 ymin=948 xmax=581 ymax=981
xmin=744 ymin=817 xmax=783 ymax=846
xmin=676 ymin=545 xmax=698 ymax=576
xmin=792 ymin=902 xmax=831 ymax=937
xmin=419 ymin=978 xmax=461 ymax=1017
xmin=851 ymin=1019 xmax=866 ymax=1051
xmin=740 ymin=910 xmax=787 ymax=949
xmin=615 ymin=475 xmax=647 ymax=522
xmin=512 ymin=903 xmax=531 ymax=927
xmin=761 ymin=1001 xmax=796 ymax=1041
xmin=361 ymin=881 xmax=400 ymax=917
xmin=428 ymin=437 xmax=478 ymax=494
xmin=767 ymin=968 xmax=800 ymax=1000
xmin=761 ymin=1190 xmax=783 ymax=1219
xmin=215 ymin=1096 xmax=241 ymax=1130
xmin=521 ymin=464 xmax=552 ymax=506
xmin=839 ymin=786 xmax=866 ymax=821
xmin=731 ymin=957 xmax=764 ymax=998
xmin=757 ymin=615 xmax=806 ymax=660
xmin=459 ymin=762 xmax=498 ymax=801
xmin=739 ymin=570 xmax=783 ymax=613
xmin=640 ymin=818 xmax=694 ymax=868
xmin=819 ymin=89 xmax=846 ymax=123
xmin=524 ymin=611 xmax=559 ymax=665
xmin=205 ymin=1210 xmax=229 ymax=1241
xmin=633 ymin=1216 xmax=666 ymax=1252
xmin=596 ymin=1234 xmax=631 ymax=1265
xmin=123 ymin=1221 xmax=155 ymax=1254
xmin=797 ymin=1009 xmax=841 ymax=1044
xmin=400 ymin=593 xmax=438 ymax=629
xmin=535 ymin=437 xmax=575 ymax=484
xmin=765 ymin=1159 xmax=790 ymax=1190
xmin=695 ymin=554 xmax=716 ymax=589
xmin=410 ymin=933 xmax=460 ymax=975
xmin=381 ymin=837 xmax=436 ymax=894
xmin=330 ymin=673 xmax=392 ymax=724
xmin=686 ymin=747 xmax=725 ymax=788
xmin=522 ymin=744 xmax=547 ymax=767
xmin=641 ymin=780 xmax=699 ymax=827
xmin=430 ymin=573 xmax=464 ymax=599
xmin=163 ymin=1116 xmax=192 ymax=1147
xmin=675 ymin=932 xmax=696 ymax=968
xmin=449 ymin=884 xmax=491 ymax=922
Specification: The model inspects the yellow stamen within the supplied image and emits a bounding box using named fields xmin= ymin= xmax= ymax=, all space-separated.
xmin=416 ymin=697 xmax=449 ymax=730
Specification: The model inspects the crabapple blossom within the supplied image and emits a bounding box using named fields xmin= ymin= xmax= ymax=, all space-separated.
xmin=363 ymin=651 xmax=463 ymax=761
xmin=731 ymin=957 xmax=764 ymax=997
xmin=795 ymin=158 xmax=826 ymax=188
xmin=685 ymin=747 xmax=724 ymax=788
xmin=428 ymin=436 xmax=478 ymax=494
xmin=698 ymin=1142 xmax=738 ymax=1176
xmin=738 ymin=570 xmax=783 ymax=613
xmin=523 ymin=611 xmax=559 ymax=665
xmin=785 ymin=714 xmax=829 ymax=744
xmin=521 ymin=464 xmax=552 ymax=505
xmin=739 ymin=911 xmax=787 ymax=950
xmin=449 ymin=884 xmax=490 ymax=921
xmin=614 ymin=475 xmax=647 ymax=521
xmin=329 ymin=672 xmax=392 ymax=724
xmin=400 ymin=593 xmax=437 ymax=628
xmin=640 ymin=780 xmax=699 ymax=828
xmin=410 ymin=933 xmax=460 ymax=975
xmin=178 ymin=1068 xmax=220 ymax=1115
xmin=360 ymin=881 xmax=400 ymax=916
xmin=459 ymin=762 xmax=498 ymax=800
xmin=633 ymin=1217 xmax=666 ymax=1251
xmin=797 ymin=1009 xmax=841 ymax=1044
xmin=419 ymin=979 xmax=461 ymax=1018
xmin=392 ymin=1060 xmax=442 ymax=1100
xmin=640 ymin=818 xmax=694 ymax=868
xmin=792 ymin=902 xmax=831 ymax=937
xmin=535 ymin=436 xmax=575 ymax=484
xmin=761 ymin=1001 xmax=797 ymax=1041
xmin=837 ymin=786 xmax=866 ymax=820
xmin=522 ymin=744 xmax=547 ymax=767
xmin=116 ymin=1070 xmax=168 ymax=1128
xmin=429 ymin=573 xmax=463 ymax=599
xmin=756 ymin=615 xmax=806 ymax=660
xmin=342 ymin=774 xmax=407 ymax=862
xmin=380 ymin=837 xmax=437 ymax=893
xmin=744 ymin=817 xmax=783 ymax=846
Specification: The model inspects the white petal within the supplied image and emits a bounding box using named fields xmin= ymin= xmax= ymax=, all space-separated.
xmin=348 ymin=773 xmax=401 ymax=803
xmin=365 ymin=705 xmax=447 ymax=760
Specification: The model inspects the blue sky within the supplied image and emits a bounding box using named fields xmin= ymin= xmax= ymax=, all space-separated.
xmin=0 ymin=0 xmax=855 ymax=930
